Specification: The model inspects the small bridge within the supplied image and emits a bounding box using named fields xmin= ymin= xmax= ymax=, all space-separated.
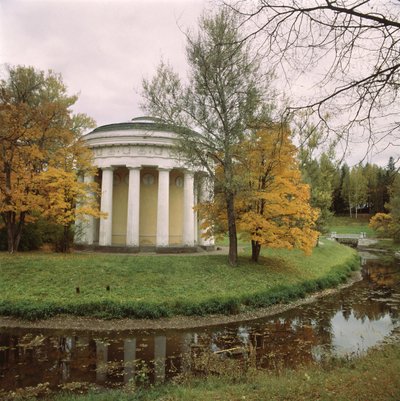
xmin=329 ymin=232 xmax=367 ymax=247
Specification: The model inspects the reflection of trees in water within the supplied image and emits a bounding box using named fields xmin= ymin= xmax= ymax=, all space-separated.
xmin=189 ymin=258 xmax=400 ymax=371
xmin=364 ymin=266 xmax=399 ymax=287
xmin=251 ymin=318 xmax=320 ymax=369
xmin=303 ymin=260 xmax=400 ymax=325
xmin=189 ymin=318 xmax=326 ymax=371
xmin=0 ymin=333 xmax=100 ymax=392
xmin=354 ymin=260 xmax=400 ymax=321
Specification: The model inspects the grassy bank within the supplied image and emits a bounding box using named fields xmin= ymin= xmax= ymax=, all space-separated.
xmin=328 ymin=214 xmax=375 ymax=236
xmin=0 ymin=240 xmax=358 ymax=320
xmin=365 ymin=238 xmax=400 ymax=253
xmin=49 ymin=341 xmax=400 ymax=401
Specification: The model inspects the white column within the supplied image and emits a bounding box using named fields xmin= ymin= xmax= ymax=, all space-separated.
xmin=183 ymin=171 xmax=195 ymax=246
xmin=199 ymin=176 xmax=214 ymax=247
xmin=124 ymin=338 xmax=136 ymax=384
xmin=126 ymin=166 xmax=141 ymax=247
xmin=181 ymin=333 xmax=193 ymax=373
xmin=156 ymin=168 xmax=170 ymax=247
xmin=154 ymin=335 xmax=166 ymax=383
xmin=99 ymin=167 xmax=114 ymax=246
xmin=95 ymin=340 xmax=108 ymax=382
xmin=83 ymin=174 xmax=95 ymax=245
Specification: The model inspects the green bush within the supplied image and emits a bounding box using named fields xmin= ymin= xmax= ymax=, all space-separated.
xmin=0 ymin=223 xmax=43 ymax=251
xmin=0 ymin=218 xmax=73 ymax=252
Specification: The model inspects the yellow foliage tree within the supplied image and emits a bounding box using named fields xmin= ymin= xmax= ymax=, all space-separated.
xmin=369 ymin=213 xmax=393 ymax=237
xmin=369 ymin=174 xmax=400 ymax=243
xmin=199 ymin=125 xmax=320 ymax=262
xmin=39 ymin=127 xmax=102 ymax=251
xmin=0 ymin=66 xmax=99 ymax=252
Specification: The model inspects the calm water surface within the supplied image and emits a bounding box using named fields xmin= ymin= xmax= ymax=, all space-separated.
xmin=0 ymin=253 xmax=399 ymax=396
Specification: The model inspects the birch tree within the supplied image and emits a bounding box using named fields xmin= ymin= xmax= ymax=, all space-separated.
xmin=341 ymin=164 xmax=368 ymax=218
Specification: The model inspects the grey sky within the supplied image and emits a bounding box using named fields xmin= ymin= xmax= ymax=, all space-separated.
xmin=0 ymin=0 xmax=397 ymax=165
xmin=0 ymin=0 xmax=208 ymax=126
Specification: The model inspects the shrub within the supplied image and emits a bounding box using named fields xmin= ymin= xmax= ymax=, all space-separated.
xmin=0 ymin=223 xmax=43 ymax=251
xmin=0 ymin=218 xmax=73 ymax=252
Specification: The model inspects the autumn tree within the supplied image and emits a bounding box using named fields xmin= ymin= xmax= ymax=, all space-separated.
xmin=233 ymin=1 xmax=400 ymax=155
xmin=141 ymin=9 xmax=276 ymax=266
xmin=370 ymin=173 xmax=400 ymax=243
xmin=0 ymin=65 xmax=98 ymax=253
xmin=39 ymin=115 xmax=101 ymax=252
xmin=199 ymin=125 xmax=319 ymax=262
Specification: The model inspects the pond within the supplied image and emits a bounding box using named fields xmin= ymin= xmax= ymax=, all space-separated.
xmin=0 ymin=252 xmax=399 ymax=397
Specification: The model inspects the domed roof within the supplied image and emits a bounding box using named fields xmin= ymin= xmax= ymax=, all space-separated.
xmin=90 ymin=116 xmax=174 ymax=134
xmin=130 ymin=116 xmax=166 ymax=124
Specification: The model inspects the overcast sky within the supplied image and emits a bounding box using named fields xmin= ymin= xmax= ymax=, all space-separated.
xmin=0 ymin=0 xmax=397 ymax=166
xmin=0 ymin=0 xmax=209 ymax=126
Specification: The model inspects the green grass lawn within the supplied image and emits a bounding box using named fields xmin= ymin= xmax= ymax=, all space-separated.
xmin=328 ymin=214 xmax=376 ymax=236
xmin=49 ymin=340 xmax=400 ymax=401
xmin=0 ymin=240 xmax=358 ymax=320
xmin=366 ymin=238 xmax=400 ymax=252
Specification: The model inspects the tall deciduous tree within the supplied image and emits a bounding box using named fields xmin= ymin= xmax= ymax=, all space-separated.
xmin=0 ymin=65 xmax=97 ymax=253
xmin=387 ymin=174 xmax=400 ymax=243
xmin=142 ymin=9 xmax=276 ymax=265
xmin=295 ymin=119 xmax=338 ymax=232
xmin=233 ymin=1 xmax=400 ymax=154
xmin=341 ymin=164 xmax=368 ymax=218
xmin=198 ymin=125 xmax=319 ymax=262
xmin=39 ymin=115 xmax=101 ymax=252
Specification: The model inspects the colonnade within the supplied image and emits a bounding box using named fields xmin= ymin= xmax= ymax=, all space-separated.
xmin=81 ymin=165 xmax=211 ymax=248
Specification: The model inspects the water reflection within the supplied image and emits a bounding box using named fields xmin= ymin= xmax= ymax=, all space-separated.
xmin=0 ymin=257 xmax=399 ymax=395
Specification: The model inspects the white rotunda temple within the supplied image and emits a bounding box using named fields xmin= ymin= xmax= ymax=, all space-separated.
xmin=76 ymin=117 xmax=214 ymax=252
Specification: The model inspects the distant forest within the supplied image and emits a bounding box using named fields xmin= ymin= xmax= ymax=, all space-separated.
xmin=301 ymin=154 xmax=398 ymax=231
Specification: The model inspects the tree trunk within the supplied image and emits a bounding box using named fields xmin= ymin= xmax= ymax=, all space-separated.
xmin=61 ymin=225 xmax=70 ymax=253
xmin=4 ymin=211 xmax=25 ymax=253
xmin=226 ymin=191 xmax=238 ymax=266
xmin=251 ymin=240 xmax=261 ymax=262
xmin=6 ymin=220 xmax=14 ymax=253
xmin=348 ymin=193 xmax=352 ymax=218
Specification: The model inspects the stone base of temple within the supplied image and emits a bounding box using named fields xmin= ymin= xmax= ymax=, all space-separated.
xmin=74 ymin=244 xmax=140 ymax=253
xmin=199 ymin=245 xmax=216 ymax=251
xmin=155 ymin=246 xmax=199 ymax=254
xmin=73 ymin=244 xmax=211 ymax=254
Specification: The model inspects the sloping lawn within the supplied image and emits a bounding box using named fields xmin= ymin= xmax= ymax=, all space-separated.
xmin=0 ymin=240 xmax=358 ymax=320
xmin=328 ymin=214 xmax=375 ymax=236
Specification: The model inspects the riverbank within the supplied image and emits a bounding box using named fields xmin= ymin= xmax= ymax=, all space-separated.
xmin=0 ymin=240 xmax=359 ymax=323
xmin=42 ymin=339 xmax=400 ymax=401
xmin=0 ymin=269 xmax=362 ymax=331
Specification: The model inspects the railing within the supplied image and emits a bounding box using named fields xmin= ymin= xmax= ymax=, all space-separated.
xmin=330 ymin=232 xmax=367 ymax=239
